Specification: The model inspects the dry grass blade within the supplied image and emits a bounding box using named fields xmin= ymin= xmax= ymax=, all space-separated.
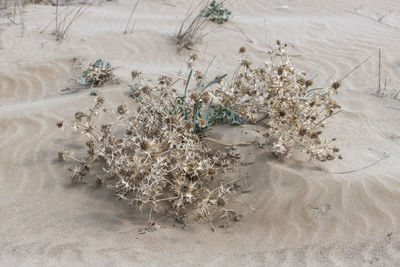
xmin=204 ymin=137 xmax=256 ymax=146
xmin=334 ymin=153 xmax=389 ymax=174
xmin=123 ymin=0 xmax=139 ymax=34
xmin=175 ymin=1 xmax=212 ymax=50
xmin=339 ymin=56 xmax=371 ymax=83
xmin=378 ymin=48 xmax=381 ymax=95
xmin=55 ymin=0 xmax=93 ymax=42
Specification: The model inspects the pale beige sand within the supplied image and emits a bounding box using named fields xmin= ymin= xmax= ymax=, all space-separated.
xmin=1 ymin=0 xmax=400 ymax=266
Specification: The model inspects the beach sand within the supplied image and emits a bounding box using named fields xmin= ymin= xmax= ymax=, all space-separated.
xmin=1 ymin=0 xmax=400 ymax=265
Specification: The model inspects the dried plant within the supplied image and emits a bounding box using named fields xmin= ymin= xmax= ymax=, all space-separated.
xmin=216 ymin=42 xmax=342 ymax=160
xmin=58 ymin=93 xmax=241 ymax=226
xmin=130 ymin=54 xmax=240 ymax=133
xmin=123 ymin=0 xmax=139 ymax=34
xmin=175 ymin=1 xmax=212 ymax=50
xmin=59 ymin=42 xmax=343 ymax=228
xmin=54 ymin=0 xmax=92 ymax=41
xmin=77 ymin=59 xmax=115 ymax=87
xmin=132 ymin=42 xmax=342 ymax=161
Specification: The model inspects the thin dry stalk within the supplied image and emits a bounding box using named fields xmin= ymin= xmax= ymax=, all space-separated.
xmin=339 ymin=56 xmax=371 ymax=83
xmin=55 ymin=0 xmax=92 ymax=42
xmin=123 ymin=0 xmax=139 ymax=34
xmin=175 ymin=1 xmax=211 ymax=50
xmin=394 ymin=89 xmax=400 ymax=99
xmin=334 ymin=153 xmax=388 ymax=174
xmin=376 ymin=48 xmax=382 ymax=95
xmin=378 ymin=48 xmax=381 ymax=95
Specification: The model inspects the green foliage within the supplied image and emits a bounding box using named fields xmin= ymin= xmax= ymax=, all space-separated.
xmin=202 ymin=0 xmax=232 ymax=24
xmin=129 ymin=63 xmax=244 ymax=134
xmin=90 ymin=90 xmax=99 ymax=96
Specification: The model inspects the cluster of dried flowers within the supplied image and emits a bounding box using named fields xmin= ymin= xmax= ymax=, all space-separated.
xmin=215 ymin=42 xmax=343 ymax=160
xmin=57 ymin=94 xmax=241 ymax=226
xmin=58 ymin=41 xmax=342 ymax=227
xmin=132 ymin=42 xmax=342 ymax=161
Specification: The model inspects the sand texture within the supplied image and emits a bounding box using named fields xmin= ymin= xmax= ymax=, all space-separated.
xmin=1 ymin=0 xmax=400 ymax=266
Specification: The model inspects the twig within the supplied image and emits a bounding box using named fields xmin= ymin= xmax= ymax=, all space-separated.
xmin=322 ymin=72 xmax=334 ymax=87
xmin=378 ymin=48 xmax=381 ymax=95
xmin=339 ymin=56 xmax=371 ymax=83
xmin=123 ymin=0 xmax=140 ymax=34
xmin=394 ymin=90 xmax=400 ymax=99
xmin=334 ymin=154 xmax=389 ymax=174
xmin=313 ymin=110 xmax=342 ymax=129
xmin=377 ymin=10 xmax=395 ymax=22
xmin=342 ymin=9 xmax=400 ymax=31
xmin=6 ymin=15 xmax=18 ymax=25
xmin=204 ymin=137 xmax=255 ymax=146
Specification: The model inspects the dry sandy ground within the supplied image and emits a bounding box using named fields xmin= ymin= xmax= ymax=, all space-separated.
xmin=1 ymin=0 xmax=400 ymax=266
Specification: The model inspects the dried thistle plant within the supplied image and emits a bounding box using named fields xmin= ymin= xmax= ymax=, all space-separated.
xmin=59 ymin=42 xmax=344 ymax=228
xmin=58 ymin=93 xmax=241 ymax=226
xmin=131 ymin=42 xmax=342 ymax=161
xmin=216 ymin=42 xmax=343 ymax=160
xmin=77 ymin=59 xmax=115 ymax=87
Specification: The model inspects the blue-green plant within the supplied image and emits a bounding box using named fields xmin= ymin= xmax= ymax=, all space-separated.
xmin=77 ymin=59 xmax=113 ymax=87
xmin=202 ymin=0 xmax=232 ymax=24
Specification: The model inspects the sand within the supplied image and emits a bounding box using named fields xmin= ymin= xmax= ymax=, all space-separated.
xmin=1 ymin=0 xmax=400 ymax=266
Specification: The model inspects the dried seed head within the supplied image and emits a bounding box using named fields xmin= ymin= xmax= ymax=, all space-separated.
xmin=190 ymin=91 xmax=199 ymax=101
xmin=140 ymin=140 xmax=150 ymax=150
xmin=239 ymin=46 xmax=246 ymax=53
xmin=195 ymin=70 xmax=203 ymax=80
xmin=131 ymin=70 xmax=141 ymax=79
xmin=299 ymin=128 xmax=307 ymax=136
xmin=240 ymin=59 xmax=252 ymax=68
xmin=297 ymin=77 xmax=306 ymax=85
xmin=58 ymin=151 xmax=67 ymax=160
xmin=184 ymin=121 xmax=194 ymax=131
xmin=97 ymin=97 xmax=105 ymax=105
xmin=126 ymin=128 xmax=133 ymax=136
xmin=101 ymin=124 xmax=111 ymax=132
xmin=56 ymin=121 xmax=64 ymax=129
xmin=96 ymin=177 xmax=103 ymax=185
xmin=117 ymin=104 xmax=127 ymax=115
xmin=217 ymin=197 xmax=226 ymax=206
xmin=141 ymin=85 xmax=151 ymax=94
xmin=202 ymin=94 xmax=210 ymax=104
xmin=190 ymin=52 xmax=198 ymax=61
xmin=75 ymin=111 xmax=85 ymax=121
xmin=199 ymin=118 xmax=207 ymax=128
xmin=277 ymin=67 xmax=284 ymax=76
xmin=305 ymin=80 xmax=313 ymax=87
xmin=332 ymin=81 xmax=341 ymax=90
xmin=86 ymin=140 xmax=95 ymax=149
xmin=158 ymin=75 xmax=172 ymax=86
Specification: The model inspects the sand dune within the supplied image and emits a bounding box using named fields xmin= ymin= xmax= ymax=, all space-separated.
xmin=1 ymin=0 xmax=400 ymax=266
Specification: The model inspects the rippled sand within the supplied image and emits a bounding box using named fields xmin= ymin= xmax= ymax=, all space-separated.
xmin=1 ymin=0 xmax=400 ymax=265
